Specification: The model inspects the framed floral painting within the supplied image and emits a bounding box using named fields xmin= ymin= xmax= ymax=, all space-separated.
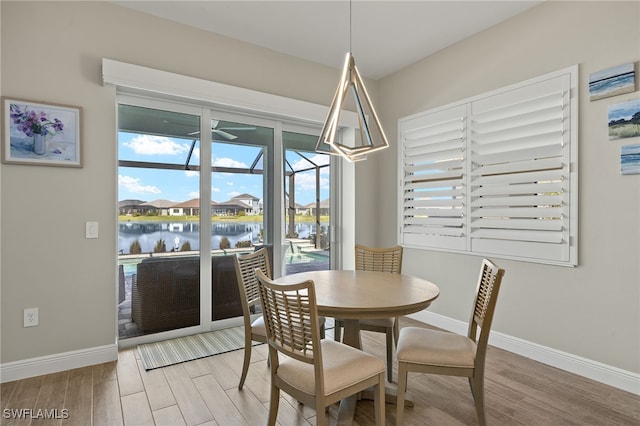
xmin=1 ymin=97 xmax=82 ymax=167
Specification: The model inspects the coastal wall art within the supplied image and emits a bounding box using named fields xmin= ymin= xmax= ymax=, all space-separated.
xmin=621 ymin=143 xmax=640 ymax=175
xmin=589 ymin=62 xmax=636 ymax=101
xmin=608 ymin=98 xmax=640 ymax=140
xmin=1 ymin=97 xmax=82 ymax=167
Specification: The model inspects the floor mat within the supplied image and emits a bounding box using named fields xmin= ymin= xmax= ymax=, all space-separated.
xmin=137 ymin=326 xmax=258 ymax=370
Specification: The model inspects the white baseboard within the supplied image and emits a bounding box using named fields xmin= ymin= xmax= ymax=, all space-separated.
xmin=408 ymin=311 xmax=640 ymax=396
xmin=0 ymin=344 xmax=118 ymax=383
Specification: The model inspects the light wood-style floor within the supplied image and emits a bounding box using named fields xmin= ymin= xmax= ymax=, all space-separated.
xmin=1 ymin=317 xmax=639 ymax=425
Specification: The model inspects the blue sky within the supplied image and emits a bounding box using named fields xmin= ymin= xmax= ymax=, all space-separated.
xmin=118 ymin=132 xmax=329 ymax=206
xmin=608 ymin=98 xmax=640 ymax=122
xmin=589 ymin=62 xmax=634 ymax=83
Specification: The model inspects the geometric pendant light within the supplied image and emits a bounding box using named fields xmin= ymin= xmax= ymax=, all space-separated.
xmin=316 ymin=2 xmax=389 ymax=162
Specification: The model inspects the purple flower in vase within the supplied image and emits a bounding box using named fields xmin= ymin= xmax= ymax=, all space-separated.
xmin=10 ymin=104 xmax=64 ymax=138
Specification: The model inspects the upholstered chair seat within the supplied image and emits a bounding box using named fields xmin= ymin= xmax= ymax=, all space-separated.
xmin=277 ymin=339 xmax=385 ymax=396
xmin=396 ymin=327 xmax=477 ymax=369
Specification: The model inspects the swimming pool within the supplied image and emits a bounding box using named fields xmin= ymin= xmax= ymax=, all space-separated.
xmin=285 ymin=249 xmax=329 ymax=264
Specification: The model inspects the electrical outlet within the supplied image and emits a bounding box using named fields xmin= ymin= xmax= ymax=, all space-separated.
xmin=24 ymin=308 xmax=38 ymax=327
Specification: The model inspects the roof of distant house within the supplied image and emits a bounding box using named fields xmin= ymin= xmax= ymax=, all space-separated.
xmin=141 ymin=199 xmax=176 ymax=208
xmin=232 ymin=193 xmax=260 ymax=201
xmin=304 ymin=199 xmax=330 ymax=209
xmin=215 ymin=199 xmax=251 ymax=209
xmin=118 ymin=199 xmax=145 ymax=208
xmin=171 ymin=198 xmax=200 ymax=208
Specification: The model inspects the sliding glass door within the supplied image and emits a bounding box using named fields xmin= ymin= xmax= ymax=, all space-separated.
xmin=283 ymin=130 xmax=331 ymax=274
xmin=208 ymin=116 xmax=273 ymax=321
xmin=117 ymin=101 xmax=202 ymax=340
xmin=116 ymin=96 xmax=335 ymax=344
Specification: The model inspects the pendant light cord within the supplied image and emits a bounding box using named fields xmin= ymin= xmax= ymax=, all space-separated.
xmin=349 ymin=0 xmax=352 ymax=53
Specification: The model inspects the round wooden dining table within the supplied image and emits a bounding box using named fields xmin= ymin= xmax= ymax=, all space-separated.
xmin=273 ymin=269 xmax=440 ymax=349
xmin=272 ymin=269 xmax=440 ymax=423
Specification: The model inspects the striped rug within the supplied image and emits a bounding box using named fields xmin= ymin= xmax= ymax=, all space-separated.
xmin=138 ymin=326 xmax=259 ymax=370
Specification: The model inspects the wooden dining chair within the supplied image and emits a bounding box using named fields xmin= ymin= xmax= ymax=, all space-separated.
xmin=334 ymin=244 xmax=403 ymax=382
xmin=234 ymin=247 xmax=326 ymax=390
xmin=255 ymin=268 xmax=386 ymax=426
xmin=395 ymin=259 xmax=505 ymax=426
xmin=233 ymin=248 xmax=271 ymax=390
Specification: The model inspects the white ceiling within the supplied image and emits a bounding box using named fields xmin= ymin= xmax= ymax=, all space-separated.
xmin=113 ymin=1 xmax=542 ymax=80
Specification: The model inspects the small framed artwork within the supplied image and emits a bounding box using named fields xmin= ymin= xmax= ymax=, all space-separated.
xmin=589 ymin=62 xmax=636 ymax=101
xmin=1 ymin=97 xmax=82 ymax=167
xmin=621 ymin=143 xmax=640 ymax=175
xmin=608 ymin=98 xmax=640 ymax=140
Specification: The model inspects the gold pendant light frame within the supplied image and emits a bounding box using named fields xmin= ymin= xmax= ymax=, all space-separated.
xmin=316 ymin=2 xmax=389 ymax=162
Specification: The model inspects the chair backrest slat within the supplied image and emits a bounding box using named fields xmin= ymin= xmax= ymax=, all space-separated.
xmin=468 ymin=259 xmax=505 ymax=346
xmin=234 ymin=248 xmax=272 ymax=312
xmin=256 ymin=269 xmax=320 ymax=366
xmin=355 ymin=244 xmax=403 ymax=274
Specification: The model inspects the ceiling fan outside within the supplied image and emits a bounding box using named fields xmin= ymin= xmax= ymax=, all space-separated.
xmin=188 ymin=120 xmax=256 ymax=141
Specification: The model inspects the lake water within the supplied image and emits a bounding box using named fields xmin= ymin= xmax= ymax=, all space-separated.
xmin=621 ymin=146 xmax=640 ymax=175
xmin=589 ymin=72 xmax=635 ymax=99
xmin=118 ymin=220 xmax=327 ymax=254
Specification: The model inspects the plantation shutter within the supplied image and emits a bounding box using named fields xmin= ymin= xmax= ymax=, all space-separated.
xmin=399 ymin=105 xmax=467 ymax=251
xmin=398 ymin=66 xmax=577 ymax=266
xmin=469 ymin=73 xmax=573 ymax=263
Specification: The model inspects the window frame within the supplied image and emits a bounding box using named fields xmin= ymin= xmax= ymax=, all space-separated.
xmin=398 ymin=65 xmax=578 ymax=267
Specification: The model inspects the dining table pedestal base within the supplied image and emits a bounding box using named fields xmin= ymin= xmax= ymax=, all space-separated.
xmin=336 ymin=319 xmax=417 ymax=423
xmin=361 ymin=385 xmax=415 ymax=407
xmin=335 ymin=385 xmax=415 ymax=424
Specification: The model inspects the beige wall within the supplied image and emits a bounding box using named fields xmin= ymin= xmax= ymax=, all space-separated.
xmin=0 ymin=1 xmax=373 ymax=364
xmin=376 ymin=1 xmax=640 ymax=373
xmin=1 ymin=0 xmax=638 ymax=382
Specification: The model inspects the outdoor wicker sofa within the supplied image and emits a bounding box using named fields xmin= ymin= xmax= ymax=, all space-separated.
xmin=131 ymin=254 xmax=243 ymax=333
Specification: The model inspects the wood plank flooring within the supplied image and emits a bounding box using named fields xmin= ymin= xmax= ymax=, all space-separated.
xmin=1 ymin=317 xmax=638 ymax=425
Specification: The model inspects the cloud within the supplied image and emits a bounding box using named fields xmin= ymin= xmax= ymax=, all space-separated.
xmin=188 ymin=191 xmax=199 ymax=198
xmin=294 ymin=172 xmax=329 ymax=191
xmin=123 ymin=134 xmax=190 ymax=156
xmin=118 ymin=175 xmax=161 ymax=194
xmin=228 ymin=191 xmax=241 ymax=198
xmin=290 ymin=154 xmax=330 ymax=170
xmin=213 ymin=157 xmax=248 ymax=168
xmin=184 ymin=170 xmax=198 ymax=177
